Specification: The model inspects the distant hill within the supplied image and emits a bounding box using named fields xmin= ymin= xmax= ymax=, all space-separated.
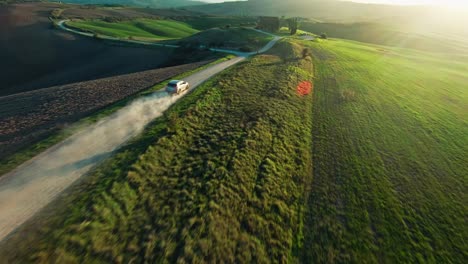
xmin=57 ymin=0 xmax=204 ymax=8
xmin=300 ymin=21 xmax=468 ymax=54
xmin=186 ymin=0 xmax=424 ymax=22
xmin=186 ymin=0 xmax=468 ymax=40
xmin=0 ymin=2 xmax=209 ymax=95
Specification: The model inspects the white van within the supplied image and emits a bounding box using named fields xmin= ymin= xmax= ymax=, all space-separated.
xmin=165 ymin=80 xmax=190 ymax=95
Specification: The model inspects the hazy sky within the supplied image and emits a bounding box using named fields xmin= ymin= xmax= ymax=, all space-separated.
xmin=344 ymin=0 xmax=468 ymax=6
xmin=201 ymin=0 xmax=468 ymax=7
xmin=201 ymin=0 xmax=240 ymax=2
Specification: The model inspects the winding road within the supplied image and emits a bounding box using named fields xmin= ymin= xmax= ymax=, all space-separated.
xmin=57 ymin=20 xmax=280 ymax=57
xmin=0 ymin=29 xmax=282 ymax=242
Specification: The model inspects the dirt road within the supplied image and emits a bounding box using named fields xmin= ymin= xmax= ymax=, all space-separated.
xmin=0 ymin=55 xmax=249 ymax=242
xmin=0 ymin=28 xmax=292 ymax=241
xmin=0 ymin=61 xmax=211 ymax=160
xmin=57 ymin=20 xmax=282 ymax=57
xmin=0 ymin=26 xmax=283 ymax=241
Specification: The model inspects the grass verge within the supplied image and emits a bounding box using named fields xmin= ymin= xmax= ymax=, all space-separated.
xmin=0 ymin=56 xmax=233 ymax=177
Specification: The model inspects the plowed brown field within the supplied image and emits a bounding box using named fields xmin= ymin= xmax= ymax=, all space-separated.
xmin=0 ymin=60 xmax=211 ymax=159
xmin=0 ymin=3 xmax=204 ymax=96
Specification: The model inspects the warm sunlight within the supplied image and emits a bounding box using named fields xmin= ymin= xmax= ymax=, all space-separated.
xmin=348 ymin=0 xmax=468 ymax=8
xmin=1 ymin=0 xmax=466 ymax=262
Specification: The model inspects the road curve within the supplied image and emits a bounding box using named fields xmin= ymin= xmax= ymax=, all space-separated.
xmin=0 ymin=35 xmax=281 ymax=242
xmin=57 ymin=20 xmax=180 ymax=48
xmin=57 ymin=20 xmax=281 ymax=57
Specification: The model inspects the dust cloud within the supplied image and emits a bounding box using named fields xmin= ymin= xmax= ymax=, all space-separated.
xmin=0 ymin=53 xmax=249 ymax=243
xmin=0 ymin=91 xmax=177 ymax=241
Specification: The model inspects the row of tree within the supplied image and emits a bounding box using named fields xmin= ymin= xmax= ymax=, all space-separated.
xmin=258 ymin=16 xmax=327 ymax=37
xmin=287 ymin=17 xmax=299 ymax=35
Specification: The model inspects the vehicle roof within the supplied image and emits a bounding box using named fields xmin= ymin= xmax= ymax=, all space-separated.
xmin=169 ymin=80 xmax=182 ymax=84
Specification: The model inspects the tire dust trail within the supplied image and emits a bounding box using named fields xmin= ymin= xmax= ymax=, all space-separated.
xmin=0 ymin=56 xmax=245 ymax=242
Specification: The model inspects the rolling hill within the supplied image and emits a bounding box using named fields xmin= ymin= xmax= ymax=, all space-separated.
xmin=66 ymin=19 xmax=199 ymax=40
xmin=58 ymin=0 xmax=204 ymax=8
xmin=0 ymin=2 xmax=210 ymax=96
xmin=186 ymin=0 xmax=426 ymax=21
xmin=299 ymin=21 xmax=468 ymax=54
xmin=186 ymin=0 xmax=468 ymax=39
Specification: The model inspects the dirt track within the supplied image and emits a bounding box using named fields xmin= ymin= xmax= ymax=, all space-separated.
xmin=0 ymin=61 xmax=211 ymax=160
xmin=0 ymin=17 xmax=281 ymax=243
xmin=0 ymin=56 xmax=244 ymax=243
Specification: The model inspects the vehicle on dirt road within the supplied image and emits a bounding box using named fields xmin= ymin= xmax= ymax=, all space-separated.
xmin=165 ymin=80 xmax=190 ymax=95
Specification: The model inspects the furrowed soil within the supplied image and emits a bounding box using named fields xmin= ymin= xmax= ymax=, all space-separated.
xmin=0 ymin=3 xmax=209 ymax=96
xmin=0 ymin=61 xmax=211 ymax=161
xmin=0 ymin=40 xmax=315 ymax=263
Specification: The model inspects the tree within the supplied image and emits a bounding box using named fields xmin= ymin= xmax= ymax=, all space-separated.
xmin=287 ymin=17 xmax=299 ymax=35
xmin=50 ymin=8 xmax=63 ymax=19
xmin=302 ymin=48 xmax=311 ymax=59
xmin=257 ymin=16 xmax=280 ymax=32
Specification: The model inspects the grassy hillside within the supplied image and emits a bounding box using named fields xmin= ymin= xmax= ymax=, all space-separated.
xmin=66 ymin=18 xmax=199 ymax=40
xmin=0 ymin=3 xmax=201 ymax=95
xmin=299 ymin=22 xmax=468 ymax=54
xmin=187 ymin=0 xmax=468 ymax=41
xmin=177 ymin=27 xmax=273 ymax=51
xmin=66 ymin=18 xmax=271 ymax=50
xmin=181 ymin=16 xmax=257 ymax=30
xmin=0 ymin=41 xmax=314 ymax=262
xmin=187 ymin=0 xmax=427 ymax=22
xmin=58 ymin=0 xmax=203 ymax=8
xmin=302 ymin=39 xmax=467 ymax=262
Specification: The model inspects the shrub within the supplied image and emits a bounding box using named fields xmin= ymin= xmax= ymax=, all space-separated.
xmin=302 ymin=48 xmax=311 ymax=59
xmin=50 ymin=9 xmax=63 ymax=19
xmin=208 ymin=42 xmax=217 ymax=48
xmin=239 ymin=46 xmax=253 ymax=52
xmin=287 ymin=18 xmax=299 ymax=35
xmin=320 ymin=33 xmax=328 ymax=39
xmin=340 ymin=89 xmax=356 ymax=102
xmin=50 ymin=21 xmax=59 ymax=30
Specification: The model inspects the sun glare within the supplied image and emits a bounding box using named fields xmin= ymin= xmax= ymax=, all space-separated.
xmin=425 ymin=0 xmax=468 ymax=7
xmin=350 ymin=0 xmax=468 ymax=8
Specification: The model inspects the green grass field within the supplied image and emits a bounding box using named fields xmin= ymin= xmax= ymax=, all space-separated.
xmin=299 ymin=21 xmax=468 ymax=54
xmin=1 ymin=36 xmax=467 ymax=262
xmin=301 ymin=39 xmax=467 ymax=262
xmin=178 ymin=27 xmax=273 ymax=51
xmin=180 ymin=16 xmax=258 ymax=30
xmin=66 ymin=19 xmax=199 ymax=40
